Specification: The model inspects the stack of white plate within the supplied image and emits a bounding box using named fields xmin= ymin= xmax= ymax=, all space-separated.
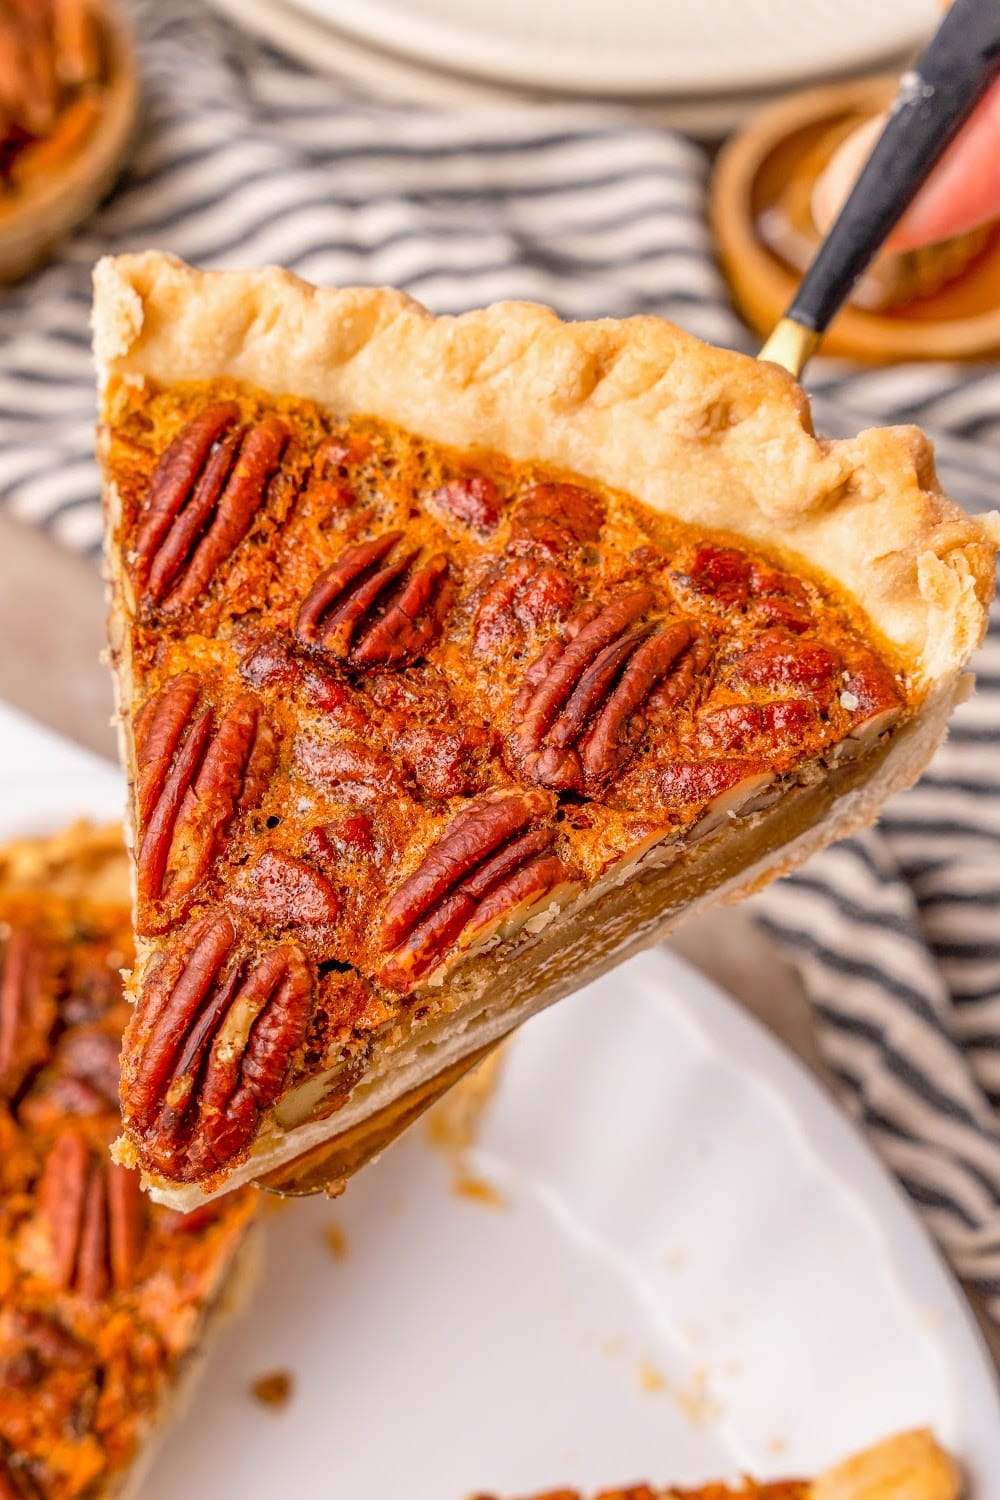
xmin=207 ymin=0 xmax=936 ymax=133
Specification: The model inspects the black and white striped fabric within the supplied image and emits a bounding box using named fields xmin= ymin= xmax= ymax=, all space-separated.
xmin=3 ymin=0 xmax=998 ymax=1318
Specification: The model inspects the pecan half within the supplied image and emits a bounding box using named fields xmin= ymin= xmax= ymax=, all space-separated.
xmin=239 ymin=632 xmax=368 ymax=729
xmin=37 ymin=1128 xmax=146 ymax=1300
xmin=611 ymin=757 xmax=773 ymax=822
xmin=697 ymin=699 xmax=819 ymax=754
xmin=472 ymin=559 xmax=575 ymax=656
xmin=733 ymin=632 xmax=840 ymax=695
xmin=295 ymin=735 xmax=408 ymax=801
xmin=122 ymin=914 xmax=314 ymax=1181
xmin=430 ymin=474 xmax=501 ymax=532
xmin=0 ymin=929 xmax=55 ymax=1100
xmin=507 ymin=483 xmax=605 ymax=559
xmin=133 ymin=406 xmax=287 ymax=611
xmin=839 ymin=642 xmax=905 ymax=742
xmin=296 ymin=533 xmax=449 ymax=669
xmin=230 ymin=850 xmax=341 ymax=930
xmin=134 ymin=676 xmax=277 ymax=915
xmin=378 ymin=789 xmax=576 ymax=991
xmin=58 ymin=1027 xmax=121 ymax=1104
xmin=509 ymin=591 xmax=706 ymax=796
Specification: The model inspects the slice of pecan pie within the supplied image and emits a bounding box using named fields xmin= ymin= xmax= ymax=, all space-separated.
xmin=0 ymin=824 xmax=257 ymax=1500
xmin=470 ymin=1428 xmax=960 ymax=1500
xmin=93 ymin=252 xmax=998 ymax=1207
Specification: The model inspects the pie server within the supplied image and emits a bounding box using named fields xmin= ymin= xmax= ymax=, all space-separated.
xmin=759 ymin=0 xmax=1000 ymax=378
xmin=261 ymin=0 xmax=1000 ymax=1201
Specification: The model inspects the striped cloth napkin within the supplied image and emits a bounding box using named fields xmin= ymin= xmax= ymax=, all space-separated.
xmin=3 ymin=0 xmax=998 ymax=1319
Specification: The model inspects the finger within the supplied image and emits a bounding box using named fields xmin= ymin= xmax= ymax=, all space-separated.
xmin=812 ymin=77 xmax=1000 ymax=253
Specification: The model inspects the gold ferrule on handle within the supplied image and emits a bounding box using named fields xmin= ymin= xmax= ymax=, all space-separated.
xmin=758 ymin=317 xmax=823 ymax=378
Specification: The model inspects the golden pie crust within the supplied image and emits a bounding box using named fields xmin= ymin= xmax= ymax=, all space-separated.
xmin=470 ymin=1428 xmax=961 ymax=1500
xmin=93 ymin=253 xmax=998 ymax=1207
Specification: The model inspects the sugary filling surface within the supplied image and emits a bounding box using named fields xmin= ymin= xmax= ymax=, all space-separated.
xmin=106 ymin=378 xmax=908 ymax=1185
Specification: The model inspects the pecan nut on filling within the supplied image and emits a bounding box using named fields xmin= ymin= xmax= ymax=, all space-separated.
xmin=0 ymin=839 xmax=255 ymax=1500
xmin=106 ymin=381 xmax=907 ymax=1189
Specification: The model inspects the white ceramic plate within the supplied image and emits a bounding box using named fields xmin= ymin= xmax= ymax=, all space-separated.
xmin=203 ymin=0 xmax=827 ymax=135
xmin=2 ymin=700 xmax=998 ymax=1496
xmin=281 ymin=0 xmax=937 ymax=97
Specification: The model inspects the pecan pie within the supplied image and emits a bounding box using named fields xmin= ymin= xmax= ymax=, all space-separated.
xmin=93 ymin=253 xmax=998 ymax=1207
xmin=0 ymin=824 xmax=257 ymax=1500
xmin=470 ymin=1428 xmax=959 ymax=1500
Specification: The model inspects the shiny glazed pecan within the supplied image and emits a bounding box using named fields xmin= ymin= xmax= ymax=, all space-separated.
xmin=0 ymin=929 xmax=55 ymax=1100
xmin=507 ymin=483 xmax=605 ymax=559
xmin=378 ymin=789 xmax=575 ymax=991
xmin=472 ymin=558 xmax=575 ymax=656
xmin=430 ymin=474 xmax=502 ymax=532
xmin=296 ymin=532 xmax=449 ymax=668
xmin=509 ymin=590 xmax=707 ymax=796
xmin=134 ymin=674 xmax=277 ymax=915
xmin=230 ymin=850 xmax=341 ymax=930
xmin=122 ymin=913 xmax=314 ymax=1181
xmin=133 ymin=405 xmax=287 ymax=610
xmin=37 ymin=1128 xmax=146 ymax=1301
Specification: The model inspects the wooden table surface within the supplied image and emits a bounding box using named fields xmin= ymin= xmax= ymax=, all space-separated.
xmin=2 ymin=505 xmax=997 ymax=1370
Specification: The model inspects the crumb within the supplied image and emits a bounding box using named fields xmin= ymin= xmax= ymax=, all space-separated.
xmin=324 ymin=1177 xmax=347 ymax=1201
xmin=636 ymin=1359 xmax=668 ymax=1394
xmin=662 ymin=1248 xmax=688 ymax=1273
xmin=672 ymin=1367 xmax=721 ymax=1427
xmin=452 ymin=1170 xmax=506 ymax=1210
xmin=426 ymin=1049 xmax=505 ymax=1152
xmin=323 ymin=1223 xmax=348 ymax=1259
xmin=768 ymin=1436 xmax=788 ymax=1457
xmin=250 ymin=1371 xmax=293 ymax=1410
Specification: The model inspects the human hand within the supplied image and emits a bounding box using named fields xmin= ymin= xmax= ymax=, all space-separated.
xmin=813 ymin=55 xmax=1000 ymax=253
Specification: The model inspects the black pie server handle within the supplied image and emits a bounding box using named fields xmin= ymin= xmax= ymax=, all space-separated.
xmin=761 ymin=0 xmax=1000 ymax=373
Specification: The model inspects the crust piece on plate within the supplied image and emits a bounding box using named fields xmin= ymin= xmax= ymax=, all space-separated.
xmin=469 ymin=1427 xmax=961 ymax=1500
xmin=93 ymin=252 xmax=998 ymax=1207
xmin=0 ymin=824 xmax=257 ymax=1500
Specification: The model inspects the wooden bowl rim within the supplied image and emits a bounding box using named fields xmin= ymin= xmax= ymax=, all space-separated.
xmin=0 ymin=2 xmax=137 ymax=272
xmin=711 ymin=74 xmax=1000 ymax=362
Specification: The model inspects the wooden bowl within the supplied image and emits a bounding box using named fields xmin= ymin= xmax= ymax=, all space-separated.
xmin=0 ymin=2 xmax=137 ymax=284
xmin=711 ymin=76 xmax=1000 ymax=363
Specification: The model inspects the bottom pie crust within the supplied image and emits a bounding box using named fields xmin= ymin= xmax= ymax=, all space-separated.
xmin=133 ymin=673 xmax=962 ymax=1210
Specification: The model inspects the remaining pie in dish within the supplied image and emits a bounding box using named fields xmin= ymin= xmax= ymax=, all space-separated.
xmin=0 ymin=823 xmax=257 ymax=1500
xmin=93 ymin=252 xmax=998 ymax=1207
xmin=470 ymin=1428 xmax=960 ymax=1500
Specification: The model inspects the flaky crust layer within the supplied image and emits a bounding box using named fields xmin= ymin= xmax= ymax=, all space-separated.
xmin=93 ymin=252 xmax=997 ymax=689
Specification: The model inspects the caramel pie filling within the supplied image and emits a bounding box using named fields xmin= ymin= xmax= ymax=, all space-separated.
xmin=104 ymin=379 xmax=908 ymax=1188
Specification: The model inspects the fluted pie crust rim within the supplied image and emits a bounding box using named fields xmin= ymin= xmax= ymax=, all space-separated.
xmin=93 ymin=252 xmax=997 ymax=687
xmin=93 ymin=253 xmax=998 ymax=1208
xmin=473 ymin=1428 xmax=961 ymax=1500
